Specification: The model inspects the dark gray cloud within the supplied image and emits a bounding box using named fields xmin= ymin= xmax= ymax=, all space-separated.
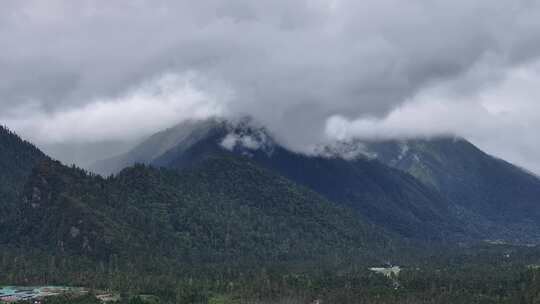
xmin=2 ymin=0 xmax=540 ymax=172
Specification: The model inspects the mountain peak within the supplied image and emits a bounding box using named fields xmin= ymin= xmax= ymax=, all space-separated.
xmin=89 ymin=116 xmax=279 ymax=175
xmin=218 ymin=117 xmax=276 ymax=157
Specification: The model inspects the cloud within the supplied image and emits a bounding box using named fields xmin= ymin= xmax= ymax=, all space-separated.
xmin=2 ymin=0 xmax=540 ymax=172
xmin=2 ymin=73 xmax=225 ymax=143
xmin=325 ymin=60 xmax=540 ymax=173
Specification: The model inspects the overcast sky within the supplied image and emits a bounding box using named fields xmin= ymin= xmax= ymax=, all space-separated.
xmin=2 ymin=0 xmax=540 ymax=173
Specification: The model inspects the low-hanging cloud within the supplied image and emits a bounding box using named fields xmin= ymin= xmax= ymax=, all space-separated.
xmin=2 ymin=0 xmax=540 ymax=172
xmin=3 ymin=73 xmax=226 ymax=143
xmin=326 ymin=60 xmax=540 ymax=173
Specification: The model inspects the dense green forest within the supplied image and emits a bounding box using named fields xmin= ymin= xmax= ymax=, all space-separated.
xmin=0 ymin=126 xmax=47 ymax=224
xmin=3 ymin=244 xmax=540 ymax=303
xmin=5 ymin=156 xmax=389 ymax=262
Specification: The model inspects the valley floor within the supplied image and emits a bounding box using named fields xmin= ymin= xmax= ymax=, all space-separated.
xmin=0 ymin=286 xmax=119 ymax=303
xmin=2 ymin=243 xmax=540 ymax=304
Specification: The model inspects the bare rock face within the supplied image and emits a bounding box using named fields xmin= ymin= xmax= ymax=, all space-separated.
xmin=70 ymin=226 xmax=80 ymax=238
xmin=23 ymin=163 xmax=54 ymax=210
xmin=30 ymin=186 xmax=41 ymax=208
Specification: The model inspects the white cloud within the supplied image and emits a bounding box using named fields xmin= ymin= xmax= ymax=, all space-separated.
xmin=220 ymin=134 xmax=238 ymax=151
xmin=324 ymin=60 xmax=540 ymax=174
xmin=2 ymin=73 xmax=226 ymax=143
xmin=219 ymin=133 xmax=266 ymax=152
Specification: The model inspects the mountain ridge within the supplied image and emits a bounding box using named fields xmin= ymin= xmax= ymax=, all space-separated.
xmin=0 ymin=125 xmax=48 ymax=226
xmin=3 ymin=136 xmax=391 ymax=263
xmin=91 ymin=118 xmax=472 ymax=242
xmin=90 ymin=117 xmax=540 ymax=244
xmin=362 ymin=138 xmax=540 ymax=244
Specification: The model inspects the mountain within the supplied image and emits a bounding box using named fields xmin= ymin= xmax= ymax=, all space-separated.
xmin=5 ymin=123 xmax=540 ymax=304
xmin=7 ymin=152 xmax=389 ymax=263
xmin=92 ymin=118 xmax=470 ymax=242
xmin=361 ymin=138 xmax=540 ymax=243
xmin=91 ymin=119 xmax=220 ymax=176
xmin=0 ymin=126 xmax=48 ymax=224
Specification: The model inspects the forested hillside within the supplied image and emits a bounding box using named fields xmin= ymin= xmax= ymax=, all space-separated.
xmin=92 ymin=118 xmax=469 ymax=242
xmin=0 ymin=126 xmax=47 ymax=225
xmin=4 ymin=125 xmax=540 ymax=303
xmin=365 ymin=138 xmax=540 ymax=243
xmin=6 ymin=155 xmax=389 ymax=263
xmin=100 ymin=118 xmax=540 ymax=244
